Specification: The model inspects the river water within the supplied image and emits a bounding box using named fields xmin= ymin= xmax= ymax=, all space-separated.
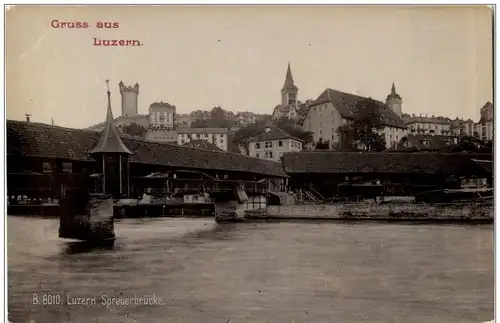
xmin=8 ymin=216 xmax=494 ymax=323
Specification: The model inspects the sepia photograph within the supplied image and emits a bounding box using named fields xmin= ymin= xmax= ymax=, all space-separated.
xmin=4 ymin=4 xmax=495 ymax=323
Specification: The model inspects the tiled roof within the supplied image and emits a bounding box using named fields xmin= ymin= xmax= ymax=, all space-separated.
xmin=7 ymin=120 xmax=287 ymax=177
xmin=282 ymin=151 xmax=488 ymax=176
xmin=181 ymin=139 xmax=224 ymax=152
xmin=177 ymin=127 xmax=228 ymax=134
xmin=312 ymin=88 xmax=407 ymax=129
xmin=249 ymin=128 xmax=302 ymax=143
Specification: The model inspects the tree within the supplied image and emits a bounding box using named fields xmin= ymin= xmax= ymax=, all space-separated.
xmin=337 ymin=98 xmax=387 ymax=152
xmin=121 ymin=123 xmax=147 ymax=138
xmin=232 ymin=123 xmax=265 ymax=150
xmin=275 ymin=118 xmax=314 ymax=146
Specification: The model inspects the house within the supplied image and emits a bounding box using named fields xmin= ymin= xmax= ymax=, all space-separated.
xmin=272 ymin=105 xmax=298 ymax=121
xmin=248 ymin=127 xmax=303 ymax=162
xmin=301 ymin=84 xmax=407 ymax=149
xmin=177 ymin=127 xmax=229 ymax=151
xmin=405 ymin=114 xmax=452 ymax=136
xmin=235 ymin=112 xmax=256 ymax=126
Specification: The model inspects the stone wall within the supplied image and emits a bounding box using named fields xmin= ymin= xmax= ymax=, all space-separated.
xmin=256 ymin=203 xmax=494 ymax=221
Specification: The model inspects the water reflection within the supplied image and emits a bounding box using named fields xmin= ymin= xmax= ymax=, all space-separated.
xmin=8 ymin=216 xmax=494 ymax=323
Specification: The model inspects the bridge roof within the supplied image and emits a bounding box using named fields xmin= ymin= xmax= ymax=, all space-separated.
xmin=282 ymin=151 xmax=490 ymax=176
xmin=7 ymin=120 xmax=287 ymax=178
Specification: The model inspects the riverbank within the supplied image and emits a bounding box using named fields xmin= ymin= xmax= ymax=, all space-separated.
xmin=246 ymin=202 xmax=494 ymax=223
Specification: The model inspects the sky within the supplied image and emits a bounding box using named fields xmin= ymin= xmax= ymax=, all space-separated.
xmin=6 ymin=5 xmax=493 ymax=129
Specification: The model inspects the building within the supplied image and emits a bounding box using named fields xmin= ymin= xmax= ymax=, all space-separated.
xmin=145 ymin=101 xmax=178 ymax=143
xmin=450 ymin=101 xmax=494 ymax=141
xmin=478 ymin=101 xmax=494 ymax=141
xmin=248 ymin=127 xmax=303 ymax=162
xmin=283 ymin=151 xmax=492 ymax=199
xmin=88 ymin=82 xmax=182 ymax=143
xmin=235 ymin=112 xmax=256 ymax=126
xmin=272 ymin=63 xmax=299 ymax=121
xmin=177 ymin=128 xmax=229 ymax=151
xmin=301 ymin=85 xmax=407 ymax=149
xmin=405 ymin=114 xmax=452 ymax=136
xmin=119 ymin=81 xmax=139 ymax=117
xmin=149 ymin=102 xmax=176 ymax=130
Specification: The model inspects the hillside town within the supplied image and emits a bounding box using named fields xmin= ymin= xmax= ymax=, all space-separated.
xmin=84 ymin=63 xmax=494 ymax=160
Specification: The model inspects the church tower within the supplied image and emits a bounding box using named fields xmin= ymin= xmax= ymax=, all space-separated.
xmin=119 ymin=81 xmax=139 ymax=117
xmin=90 ymin=80 xmax=133 ymax=198
xmin=281 ymin=62 xmax=298 ymax=107
xmin=385 ymin=82 xmax=403 ymax=117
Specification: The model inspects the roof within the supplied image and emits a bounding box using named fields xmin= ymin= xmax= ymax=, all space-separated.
xmin=386 ymin=135 xmax=457 ymax=152
xmin=282 ymin=62 xmax=298 ymax=92
xmin=386 ymin=83 xmax=402 ymax=100
xmin=177 ymin=127 xmax=228 ymax=134
xmin=471 ymin=159 xmax=493 ymax=174
xmin=90 ymin=90 xmax=133 ymax=155
xmin=181 ymin=139 xmax=224 ymax=152
xmin=7 ymin=120 xmax=287 ymax=177
xmin=249 ymin=128 xmax=302 ymax=143
xmin=282 ymin=151 xmax=489 ymax=176
xmin=311 ymin=88 xmax=406 ymax=129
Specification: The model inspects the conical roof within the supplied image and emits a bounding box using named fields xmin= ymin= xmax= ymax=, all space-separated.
xmin=282 ymin=62 xmax=298 ymax=92
xmin=90 ymin=81 xmax=132 ymax=155
xmin=386 ymin=82 xmax=402 ymax=100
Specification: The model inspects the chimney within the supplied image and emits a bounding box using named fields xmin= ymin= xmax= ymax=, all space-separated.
xmin=25 ymin=114 xmax=31 ymax=123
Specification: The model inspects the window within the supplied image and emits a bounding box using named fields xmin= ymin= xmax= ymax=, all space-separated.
xmin=265 ymin=151 xmax=273 ymax=159
xmin=62 ymin=162 xmax=72 ymax=173
xmin=255 ymin=143 xmax=261 ymax=149
xmin=265 ymin=141 xmax=272 ymax=148
xmin=220 ymin=138 xmax=224 ymax=144
xmin=42 ymin=162 xmax=52 ymax=173
xmin=278 ymin=141 xmax=283 ymax=147
xmin=256 ymin=153 xmax=260 ymax=158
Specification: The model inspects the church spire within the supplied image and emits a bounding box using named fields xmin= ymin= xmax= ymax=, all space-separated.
xmin=90 ymin=80 xmax=132 ymax=155
xmin=282 ymin=62 xmax=298 ymax=91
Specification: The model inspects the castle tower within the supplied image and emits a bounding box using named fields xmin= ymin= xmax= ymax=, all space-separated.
xmin=281 ymin=62 xmax=298 ymax=107
xmin=118 ymin=81 xmax=139 ymax=117
xmin=385 ymin=82 xmax=403 ymax=117
xmin=90 ymin=80 xmax=133 ymax=198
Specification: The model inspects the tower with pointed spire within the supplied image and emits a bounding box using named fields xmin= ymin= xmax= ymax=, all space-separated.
xmin=118 ymin=81 xmax=139 ymax=117
xmin=385 ymin=82 xmax=403 ymax=117
xmin=281 ymin=62 xmax=298 ymax=107
xmin=91 ymin=80 xmax=133 ymax=197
